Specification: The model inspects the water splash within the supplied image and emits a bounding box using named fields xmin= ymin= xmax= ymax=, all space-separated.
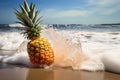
xmin=42 ymin=28 xmax=87 ymax=69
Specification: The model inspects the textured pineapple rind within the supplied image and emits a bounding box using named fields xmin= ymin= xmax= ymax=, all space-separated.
xmin=27 ymin=37 xmax=54 ymax=66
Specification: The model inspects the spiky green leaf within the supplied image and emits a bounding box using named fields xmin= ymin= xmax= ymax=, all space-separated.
xmin=19 ymin=5 xmax=28 ymax=16
xmin=33 ymin=11 xmax=39 ymax=23
xmin=24 ymin=0 xmax=30 ymax=12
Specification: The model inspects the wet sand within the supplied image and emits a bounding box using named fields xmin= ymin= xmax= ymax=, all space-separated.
xmin=0 ymin=63 xmax=119 ymax=80
xmin=0 ymin=50 xmax=120 ymax=80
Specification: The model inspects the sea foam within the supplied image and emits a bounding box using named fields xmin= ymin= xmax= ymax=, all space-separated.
xmin=0 ymin=25 xmax=120 ymax=73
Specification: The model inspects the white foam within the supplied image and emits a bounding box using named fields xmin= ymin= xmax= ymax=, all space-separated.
xmin=102 ymin=48 xmax=120 ymax=73
xmin=0 ymin=31 xmax=25 ymax=50
xmin=9 ymin=23 xmax=24 ymax=27
xmin=0 ymin=26 xmax=120 ymax=73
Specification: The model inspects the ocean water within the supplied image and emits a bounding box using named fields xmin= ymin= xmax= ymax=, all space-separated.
xmin=0 ymin=24 xmax=120 ymax=73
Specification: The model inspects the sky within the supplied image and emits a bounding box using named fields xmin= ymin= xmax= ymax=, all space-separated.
xmin=0 ymin=0 xmax=120 ymax=24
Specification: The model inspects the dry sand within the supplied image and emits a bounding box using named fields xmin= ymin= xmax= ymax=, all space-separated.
xmin=0 ymin=63 xmax=119 ymax=80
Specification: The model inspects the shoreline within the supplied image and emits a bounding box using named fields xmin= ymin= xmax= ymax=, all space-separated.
xmin=0 ymin=63 xmax=120 ymax=80
xmin=0 ymin=50 xmax=120 ymax=80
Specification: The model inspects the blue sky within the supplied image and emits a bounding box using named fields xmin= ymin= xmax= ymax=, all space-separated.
xmin=0 ymin=0 xmax=120 ymax=24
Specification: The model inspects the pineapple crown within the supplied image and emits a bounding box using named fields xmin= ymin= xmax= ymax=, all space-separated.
xmin=15 ymin=0 xmax=42 ymax=39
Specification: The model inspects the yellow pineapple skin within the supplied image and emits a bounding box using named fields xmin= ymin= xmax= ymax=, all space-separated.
xmin=27 ymin=37 xmax=54 ymax=66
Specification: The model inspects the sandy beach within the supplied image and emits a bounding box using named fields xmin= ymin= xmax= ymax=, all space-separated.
xmin=0 ymin=63 xmax=119 ymax=80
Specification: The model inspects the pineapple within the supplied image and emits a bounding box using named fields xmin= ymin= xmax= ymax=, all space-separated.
xmin=15 ymin=0 xmax=54 ymax=66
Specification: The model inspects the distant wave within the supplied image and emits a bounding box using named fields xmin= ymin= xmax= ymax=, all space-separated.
xmin=50 ymin=24 xmax=120 ymax=32
xmin=0 ymin=24 xmax=9 ymax=28
xmin=0 ymin=23 xmax=120 ymax=32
